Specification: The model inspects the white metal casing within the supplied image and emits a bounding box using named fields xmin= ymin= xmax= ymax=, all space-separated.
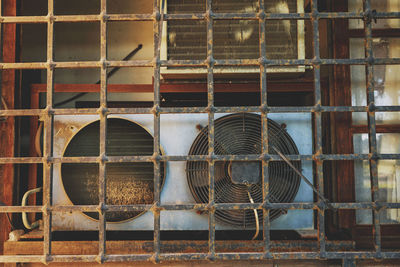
xmin=51 ymin=113 xmax=313 ymax=231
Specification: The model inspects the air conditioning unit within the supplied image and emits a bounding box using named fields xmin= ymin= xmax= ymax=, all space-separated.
xmin=160 ymin=0 xmax=305 ymax=79
xmin=51 ymin=112 xmax=313 ymax=231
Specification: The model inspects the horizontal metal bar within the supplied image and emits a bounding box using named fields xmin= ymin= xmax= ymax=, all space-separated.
xmin=1 ymin=11 xmax=399 ymax=24
xmin=0 ymin=61 xmax=152 ymax=70
xmin=50 ymin=255 xmax=98 ymax=263
xmin=0 ymin=16 xmax=48 ymax=23
xmin=102 ymin=254 xmax=153 ymax=262
xmin=164 ymin=252 xmax=400 ymax=260
xmin=2 ymin=202 xmax=400 ymax=213
xmin=3 ymin=251 xmax=400 ymax=263
xmin=161 ymin=58 xmax=400 ymax=67
xmin=0 ymin=14 xmax=154 ymax=24
xmin=0 ymin=62 xmax=48 ymax=69
xmin=0 ymin=206 xmax=43 ymax=213
xmin=0 ymin=256 xmax=45 ymax=263
xmin=2 ymin=153 xmax=400 ymax=164
xmin=53 ymin=15 xmax=101 ymax=23
xmin=2 ymin=105 xmax=400 ymax=117
xmin=107 ymin=14 xmax=155 ymax=22
xmin=2 ymin=58 xmax=400 ymax=70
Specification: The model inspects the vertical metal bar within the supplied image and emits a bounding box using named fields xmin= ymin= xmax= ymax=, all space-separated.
xmin=43 ymin=0 xmax=55 ymax=263
xmin=342 ymin=258 xmax=356 ymax=267
xmin=46 ymin=2 xmax=54 ymax=111
xmin=97 ymin=0 xmax=108 ymax=263
xmin=258 ymin=0 xmax=270 ymax=256
xmin=311 ymin=0 xmax=326 ymax=256
xmin=206 ymin=0 xmax=215 ymax=260
xmin=364 ymin=0 xmax=381 ymax=256
xmin=153 ymin=0 xmax=162 ymax=262
xmin=42 ymin=119 xmax=53 ymax=264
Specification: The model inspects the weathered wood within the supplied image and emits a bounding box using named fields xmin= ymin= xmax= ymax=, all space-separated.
xmin=353 ymin=225 xmax=400 ymax=249
xmin=0 ymin=0 xmax=17 ymax=261
xmin=4 ymin=240 xmax=353 ymax=255
xmin=331 ymin=0 xmax=355 ymax=230
xmin=352 ymin=124 xmax=400 ymax=134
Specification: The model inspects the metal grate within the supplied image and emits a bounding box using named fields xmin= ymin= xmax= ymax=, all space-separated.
xmin=0 ymin=0 xmax=399 ymax=265
xmin=186 ymin=113 xmax=301 ymax=226
xmin=167 ymin=0 xmax=298 ymax=60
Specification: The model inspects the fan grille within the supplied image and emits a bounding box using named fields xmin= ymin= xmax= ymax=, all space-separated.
xmin=186 ymin=113 xmax=301 ymax=228
xmin=61 ymin=118 xmax=164 ymax=222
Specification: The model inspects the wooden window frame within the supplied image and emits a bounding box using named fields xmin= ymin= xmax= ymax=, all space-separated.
xmin=332 ymin=0 xmax=400 ymax=248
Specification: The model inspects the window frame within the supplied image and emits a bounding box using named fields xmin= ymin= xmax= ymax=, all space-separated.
xmin=332 ymin=0 xmax=400 ymax=248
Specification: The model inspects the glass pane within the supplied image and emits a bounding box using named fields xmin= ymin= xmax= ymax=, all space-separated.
xmin=354 ymin=133 xmax=400 ymax=224
xmin=350 ymin=38 xmax=400 ymax=125
xmin=349 ymin=0 xmax=400 ymax=29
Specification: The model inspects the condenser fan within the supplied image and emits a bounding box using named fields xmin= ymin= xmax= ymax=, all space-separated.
xmin=186 ymin=113 xmax=301 ymax=228
xmin=61 ymin=118 xmax=165 ymax=223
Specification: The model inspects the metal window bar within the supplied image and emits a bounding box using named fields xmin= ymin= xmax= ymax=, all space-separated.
xmin=153 ymin=0 xmax=162 ymax=262
xmin=205 ymin=0 xmax=216 ymax=260
xmin=0 ymin=0 xmax=399 ymax=264
xmin=364 ymin=0 xmax=381 ymax=257
xmin=311 ymin=0 xmax=325 ymax=257
xmin=98 ymin=0 xmax=108 ymax=263
xmin=258 ymin=0 xmax=271 ymax=256
xmin=42 ymin=0 xmax=55 ymax=263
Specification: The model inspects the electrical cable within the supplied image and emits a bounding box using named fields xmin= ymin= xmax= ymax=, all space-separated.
xmin=247 ymin=190 xmax=259 ymax=240
xmin=0 ymin=200 xmax=16 ymax=231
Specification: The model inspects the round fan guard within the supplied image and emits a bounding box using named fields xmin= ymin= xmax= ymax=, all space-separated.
xmin=186 ymin=113 xmax=301 ymax=228
xmin=61 ymin=118 xmax=165 ymax=222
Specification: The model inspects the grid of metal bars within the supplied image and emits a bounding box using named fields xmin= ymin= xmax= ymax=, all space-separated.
xmin=0 ymin=0 xmax=400 ymax=264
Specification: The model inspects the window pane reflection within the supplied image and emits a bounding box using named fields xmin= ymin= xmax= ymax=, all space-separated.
xmin=349 ymin=0 xmax=400 ymax=29
xmin=354 ymin=133 xmax=400 ymax=224
xmin=350 ymin=38 xmax=400 ymax=125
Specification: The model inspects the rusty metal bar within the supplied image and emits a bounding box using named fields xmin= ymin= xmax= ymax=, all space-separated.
xmin=311 ymin=0 xmax=326 ymax=257
xmin=7 ymin=104 xmax=400 ymax=116
xmin=152 ymin=0 xmax=163 ymax=262
xmin=2 ymin=57 xmax=400 ymax=70
xmin=97 ymin=0 xmax=108 ymax=263
xmin=2 ymin=153 xmax=400 ymax=164
xmin=364 ymin=0 xmax=382 ymax=257
xmin=1 ymin=11 xmax=400 ymax=24
xmin=2 ymin=201 xmax=400 ymax=214
xmin=42 ymin=0 xmax=55 ymax=263
xmin=3 ymin=251 xmax=400 ymax=263
xmin=2 ymin=105 xmax=400 ymax=117
xmin=258 ymin=0 xmax=270 ymax=255
xmin=205 ymin=0 xmax=216 ymax=260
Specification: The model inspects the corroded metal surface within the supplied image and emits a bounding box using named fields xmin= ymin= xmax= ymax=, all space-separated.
xmin=0 ymin=0 xmax=400 ymax=264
